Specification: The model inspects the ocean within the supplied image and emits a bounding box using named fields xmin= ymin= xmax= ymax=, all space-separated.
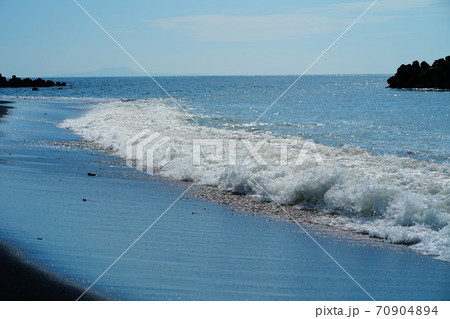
xmin=1 ymin=74 xmax=449 ymax=265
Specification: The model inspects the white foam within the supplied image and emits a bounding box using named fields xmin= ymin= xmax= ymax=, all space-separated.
xmin=60 ymin=98 xmax=450 ymax=261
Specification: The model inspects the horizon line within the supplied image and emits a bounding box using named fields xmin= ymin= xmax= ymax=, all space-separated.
xmin=2 ymin=73 xmax=392 ymax=79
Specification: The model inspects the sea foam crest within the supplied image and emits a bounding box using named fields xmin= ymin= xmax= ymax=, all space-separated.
xmin=61 ymin=98 xmax=450 ymax=261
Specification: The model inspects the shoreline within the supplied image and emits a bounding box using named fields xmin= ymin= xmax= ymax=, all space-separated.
xmin=57 ymin=138 xmax=438 ymax=258
xmin=191 ymin=184 xmax=402 ymax=247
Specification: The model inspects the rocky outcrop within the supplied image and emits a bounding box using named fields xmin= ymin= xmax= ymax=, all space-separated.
xmin=387 ymin=56 xmax=450 ymax=90
xmin=0 ymin=74 xmax=66 ymax=88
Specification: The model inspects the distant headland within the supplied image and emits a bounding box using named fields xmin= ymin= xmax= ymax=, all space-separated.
xmin=387 ymin=56 xmax=450 ymax=90
xmin=0 ymin=74 xmax=66 ymax=89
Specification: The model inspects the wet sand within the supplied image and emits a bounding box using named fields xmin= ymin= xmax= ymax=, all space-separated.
xmin=0 ymin=101 xmax=13 ymax=121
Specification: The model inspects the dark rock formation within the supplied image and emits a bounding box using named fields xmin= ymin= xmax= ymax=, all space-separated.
xmin=0 ymin=74 xmax=66 ymax=88
xmin=387 ymin=56 xmax=450 ymax=90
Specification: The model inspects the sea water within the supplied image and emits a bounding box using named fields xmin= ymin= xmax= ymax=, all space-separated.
xmin=1 ymin=75 xmax=449 ymax=262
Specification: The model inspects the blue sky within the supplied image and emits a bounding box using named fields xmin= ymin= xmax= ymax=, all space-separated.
xmin=0 ymin=0 xmax=449 ymax=76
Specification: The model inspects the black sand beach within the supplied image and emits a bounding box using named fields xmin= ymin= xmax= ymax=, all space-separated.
xmin=0 ymin=240 xmax=104 ymax=301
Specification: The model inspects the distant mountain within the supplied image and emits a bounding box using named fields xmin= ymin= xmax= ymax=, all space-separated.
xmin=55 ymin=67 xmax=148 ymax=77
